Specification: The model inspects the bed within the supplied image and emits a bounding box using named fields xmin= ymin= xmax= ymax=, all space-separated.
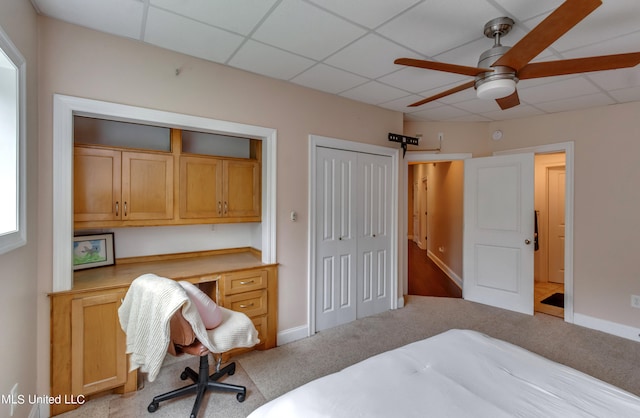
xmin=247 ymin=329 xmax=640 ymax=417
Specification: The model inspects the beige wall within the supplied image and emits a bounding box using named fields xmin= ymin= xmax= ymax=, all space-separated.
xmin=36 ymin=17 xmax=403 ymax=397
xmin=0 ymin=1 xmax=39 ymax=417
xmin=406 ymin=101 xmax=640 ymax=330
xmin=404 ymin=121 xmax=492 ymax=156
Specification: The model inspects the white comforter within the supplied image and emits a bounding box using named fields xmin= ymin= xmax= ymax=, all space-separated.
xmin=248 ymin=329 xmax=640 ymax=417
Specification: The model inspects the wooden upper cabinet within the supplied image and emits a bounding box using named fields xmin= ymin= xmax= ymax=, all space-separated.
xmin=180 ymin=156 xmax=260 ymax=221
xmin=74 ymin=146 xmax=173 ymax=225
xmin=74 ymin=147 xmax=122 ymax=222
xmin=122 ymin=151 xmax=174 ymax=220
xmin=224 ymin=160 xmax=260 ymax=218
xmin=179 ymin=156 xmax=223 ymax=218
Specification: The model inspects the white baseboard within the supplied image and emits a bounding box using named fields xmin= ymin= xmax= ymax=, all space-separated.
xmin=573 ymin=313 xmax=640 ymax=343
xmin=277 ymin=324 xmax=308 ymax=346
xmin=426 ymin=250 xmax=462 ymax=289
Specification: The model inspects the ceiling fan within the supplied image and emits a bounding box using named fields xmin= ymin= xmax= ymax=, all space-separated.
xmin=395 ymin=0 xmax=640 ymax=110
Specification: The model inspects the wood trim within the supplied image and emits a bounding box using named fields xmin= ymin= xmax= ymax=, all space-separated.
xmin=115 ymin=247 xmax=259 ymax=265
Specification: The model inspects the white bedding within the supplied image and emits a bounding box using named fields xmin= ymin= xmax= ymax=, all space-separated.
xmin=248 ymin=329 xmax=640 ymax=417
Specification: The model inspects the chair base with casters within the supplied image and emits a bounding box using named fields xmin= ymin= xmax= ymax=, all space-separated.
xmin=147 ymin=353 xmax=246 ymax=418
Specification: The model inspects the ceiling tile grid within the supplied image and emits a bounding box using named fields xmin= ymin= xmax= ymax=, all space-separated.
xmin=31 ymin=0 xmax=640 ymax=122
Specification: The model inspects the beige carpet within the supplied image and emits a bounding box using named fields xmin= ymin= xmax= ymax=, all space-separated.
xmin=58 ymin=296 xmax=640 ymax=417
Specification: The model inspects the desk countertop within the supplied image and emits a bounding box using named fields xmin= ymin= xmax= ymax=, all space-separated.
xmin=65 ymin=248 xmax=273 ymax=294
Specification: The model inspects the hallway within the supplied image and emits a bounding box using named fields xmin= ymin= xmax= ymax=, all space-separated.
xmin=408 ymin=240 xmax=462 ymax=298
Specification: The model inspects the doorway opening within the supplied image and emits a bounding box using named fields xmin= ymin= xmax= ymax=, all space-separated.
xmin=407 ymin=161 xmax=463 ymax=298
xmin=404 ymin=143 xmax=573 ymax=322
xmin=533 ymin=152 xmax=566 ymax=318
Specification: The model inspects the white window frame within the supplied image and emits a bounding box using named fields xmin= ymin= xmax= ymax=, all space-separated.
xmin=0 ymin=25 xmax=26 ymax=254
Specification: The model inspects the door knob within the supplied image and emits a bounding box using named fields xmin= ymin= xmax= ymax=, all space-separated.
xmin=525 ymin=239 xmax=531 ymax=245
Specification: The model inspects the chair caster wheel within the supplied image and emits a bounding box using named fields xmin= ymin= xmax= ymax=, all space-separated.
xmin=180 ymin=371 xmax=189 ymax=380
xmin=237 ymin=392 xmax=246 ymax=403
xmin=228 ymin=363 xmax=236 ymax=376
xmin=148 ymin=402 xmax=159 ymax=413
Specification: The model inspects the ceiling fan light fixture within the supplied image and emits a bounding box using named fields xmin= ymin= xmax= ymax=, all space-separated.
xmin=476 ymin=78 xmax=516 ymax=100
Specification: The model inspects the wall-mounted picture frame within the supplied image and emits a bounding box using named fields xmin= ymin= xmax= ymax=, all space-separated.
xmin=73 ymin=233 xmax=115 ymax=270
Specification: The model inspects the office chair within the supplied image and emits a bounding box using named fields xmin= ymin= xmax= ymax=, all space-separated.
xmin=119 ymin=274 xmax=259 ymax=418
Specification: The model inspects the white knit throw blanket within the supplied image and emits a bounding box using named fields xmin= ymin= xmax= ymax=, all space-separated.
xmin=118 ymin=273 xmax=259 ymax=382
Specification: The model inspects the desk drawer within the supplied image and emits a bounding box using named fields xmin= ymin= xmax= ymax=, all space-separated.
xmin=223 ymin=270 xmax=267 ymax=295
xmin=224 ymin=289 xmax=267 ymax=317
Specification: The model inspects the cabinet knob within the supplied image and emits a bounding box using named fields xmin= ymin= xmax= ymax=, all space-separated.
xmin=239 ymin=302 xmax=255 ymax=309
xmin=239 ymin=280 xmax=255 ymax=285
xmin=115 ymin=201 xmax=119 ymax=217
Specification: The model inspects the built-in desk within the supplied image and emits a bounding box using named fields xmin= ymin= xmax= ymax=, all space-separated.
xmin=49 ymin=248 xmax=277 ymax=416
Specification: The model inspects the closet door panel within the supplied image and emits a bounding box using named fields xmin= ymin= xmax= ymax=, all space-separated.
xmin=315 ymin=147 xmax=357 ymax=331
xmin=357 ymin=153 xmax=392 ymax=318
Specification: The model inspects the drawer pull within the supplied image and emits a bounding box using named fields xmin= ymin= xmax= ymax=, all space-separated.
xmin=239 ymin=302 xmax=255 ymax=309
xmin=239 ymin=280 xmax=255 ymax=285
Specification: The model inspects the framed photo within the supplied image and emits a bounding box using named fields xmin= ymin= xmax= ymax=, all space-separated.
xmin=73 ymin=233 xmax=115 ymax=270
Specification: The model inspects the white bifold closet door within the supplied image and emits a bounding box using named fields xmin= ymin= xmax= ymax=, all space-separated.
xmin=315 ymin=147 xmax=392 ymax=332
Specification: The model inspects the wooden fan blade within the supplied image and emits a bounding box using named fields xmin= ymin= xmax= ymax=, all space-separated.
xmin=408 ymin=81 xmax=475 ymax=107
xmin=495 ymin=90 xmax=520 ymax=110
xmin=395 ymin=58 xmax=490 ymax=76
xmin=493 ymin=0 xmax=602 ymax=71
xmin=518 ymin=52 xmax=640 ymax=79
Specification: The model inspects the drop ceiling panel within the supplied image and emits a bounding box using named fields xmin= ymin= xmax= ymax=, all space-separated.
xmin=377 ymin=0 xmax=503 ymax=57
xmin=339 ymin=81 xmax=408 ymax=105
xmin=228 ymin=40 xmax=315 ymax=80
xmin=535 ymin=93 xmax=615 ymax=113
xmin=149 ymin=0 xmax=278 ymax=36
xmin=378 ymin=95 xmax=429 ymax=112
xmin=325 ymin=34 xmax=418 ymax=79
xmin=609 ymin=86 xmax=640 ymax=103
xmin=409 ymin=104 xmax=470 ymax=121
xmin=35 ymin=0 xmax=144 ymax=39
xmin=307 ymin=0 xmax=422 ymax=29
xmin=481 ymin=104 xmax=545 ymax=120
xmin=145 ymin=6 xmax=244 ymax=63
xmin=492 ymin=0 xmax=561 ymax=22
xmin=587 ymin=68 xmax=640 ymax=91
xmin=251 ymin=0 xmax=366 ymax=60
xmin=517 ymin=77 xmax=601 ymax=104
xmin=379 ymin=67 xmax=466 ymax=93
xmin=291 ymin=64 xmax=368 ymax=94
xmin=551 ymin=0 xmax=640 ymax=53
xmin=452 ymin=97 xmax=502 ymax=114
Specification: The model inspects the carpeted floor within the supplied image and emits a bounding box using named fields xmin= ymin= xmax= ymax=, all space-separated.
xmin=58 ymin=295 xmax=640 ymax=417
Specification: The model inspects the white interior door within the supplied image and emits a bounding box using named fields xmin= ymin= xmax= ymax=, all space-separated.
xmin=357 ymin=153 xmax=392 ymax=319
xmin=463 ymin=153 xmax=535 ymax=315
xmin=315 ymin=147 xmax=357 ymax=331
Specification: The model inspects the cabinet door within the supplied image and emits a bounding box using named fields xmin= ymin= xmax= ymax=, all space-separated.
xmin=74 ymin=147 xmax=122 ymax=221
xmin=71 ymin=291 xmax=127 ymax=395
xmin=223 ymin=160 xmax=260 ymax=218
xmin=179 ymin=155 xmax=223 ymax=218
xmin=122 ymin=151 xmax=174 ymax=220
